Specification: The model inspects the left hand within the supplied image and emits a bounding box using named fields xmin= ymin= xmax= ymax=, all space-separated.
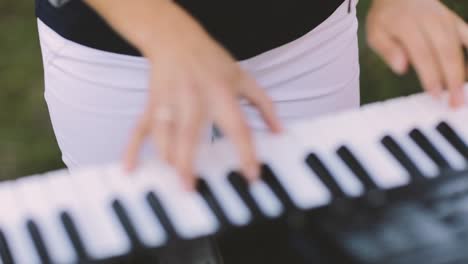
xmin=366 ymin=0 xmax=468 ymax=107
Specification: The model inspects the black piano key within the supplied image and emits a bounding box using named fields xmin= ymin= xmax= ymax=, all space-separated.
xmin=381 ymin=135 xmax=425 ymax=181
xmin=146 ymin=192 xmax=178 ymax=240
xmin=112 ymin=199 xmax=141 ymax=248
xmin=260 ymin=164 xmax=295 ymax=211
xmin=0 ymin=229 xmax=14 ymax=264
xmin=337 ymin=146 xmax=378 ymax=190
xmin=306 ymin=153 xmax=347 ymax=198
xmin=60 ymin=212 xmax=88 ymax=260
xmin=196 ymin=178 xmax=231 ymax=227
xmin=26 ymin=220 xmax=52 ymax=264
xmin=409 ymin=128 xmax=451 ymax=169
xmin=228 ymin=172 xmax=264 ymax=220
xmin=436 ymin=122 xmax=468 ymax=160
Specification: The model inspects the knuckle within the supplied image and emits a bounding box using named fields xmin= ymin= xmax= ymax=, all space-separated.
xmin=438 ymin=39 xmax=455 ymax=54
xmin=412 ymin=46 xmax=432 ymax=63
xmin=209 ymin=78 xmax=231 ymax=93
xmin=393 ymin=17 xmax=411 ymax=32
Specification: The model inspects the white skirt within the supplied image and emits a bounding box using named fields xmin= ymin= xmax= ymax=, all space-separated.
xmin=37 ymin=0 xmax=360 ymax=170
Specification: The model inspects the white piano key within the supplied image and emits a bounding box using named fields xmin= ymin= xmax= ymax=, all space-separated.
xmin=446 ymin=112 xmax=468 ymax=138
xmin=445 ymin=110 xmax=468 ymax=146
xmin=347 ymin=110 xmax=410 ymax=188
xmin=47 ymin=172 xmax=126 ymax=260
xmin=407 ymin=95 xmax=466 ymax=170
xmin=0 ymin=184 xmax=40 ymax=264
xmin=289 ymin=115 xmax=364 ymax=196
xmin=249 ymin=181 xmax=283 ymax=218
xmin=200 ymin=134 xmax=331 ymax=212
xmin=203 ymin=177 xmax=252 ymax=226
xmin=443 ymin=102 xmax=468 ymax=143
xmin=291 ymin=110 xmax=410 ymax=190
xmin=14 ymin=175 xmax=77 ymax=263
xmin=196 ymin=146 xmax=252 ymax=226
xmin=312 ymin=149 xmax=364 ymax=197
xmin=69 ymin=169 xmax=132 ymax=256
xmin=426 ymin=87 xmax=468 ymax=148
xmin=395 ymin=135 xmax=439 ymax=178
xmin=420 ymin=127 xmax=467 ymax=170
xmin=349 ymin=143 xmax=410 ymax=188
xmin=288 ymin=111 xmax=365 ymax=197
xmin=256 ymin=134 xmax=332 ymax=209
xmin=102 ymin=165 xmax=167 ymax=247
xmin=366 ymin=99 xmax=440 ymax=178
xmin=137 ymin=162 xmax=219 ymax=239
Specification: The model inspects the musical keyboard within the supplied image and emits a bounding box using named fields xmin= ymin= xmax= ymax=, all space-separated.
xmin=1 ymin=84 xmax=468 ymax=264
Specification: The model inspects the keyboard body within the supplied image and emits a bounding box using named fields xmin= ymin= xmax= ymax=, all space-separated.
xmin=1 ymin=85 xmax=468 ymax=264
xmin=293 ymin=168 xmax=468 ymax=264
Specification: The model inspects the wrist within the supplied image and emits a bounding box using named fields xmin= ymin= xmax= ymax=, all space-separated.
xmin=136 ymin=2 xmax=209 ymax=60
xmin=85 ymin=0 xmax=206 ymax=60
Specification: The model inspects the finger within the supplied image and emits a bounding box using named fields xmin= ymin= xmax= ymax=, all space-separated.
xmin=367 ymin=29 xmax=408 ymax=75
xmin=240 ymin=75 xmax=283 ymax=133
xmin=397 ymin=23 xmax=444 ymax=97
xmin=423 ymin=16 xmax=465 ymax=107
xmin=212 ymin=89 xmax=259 ymax=182
xmin=123 ymin=113 xmax=151 ymax=172
xmin=458 ymin=19 xmax=468 ymax=48
xmin=457 ymin=19 xmax=468 ymax=81
xmin=152 ymin=110 xmax=175 ymax=164
xmin=152 ymin=79 xmax=177 ymax=165
xmin=152 ymin=100 xmax=179 ymax=165
xmin=174 ymin=89 xmax=203 ymax=190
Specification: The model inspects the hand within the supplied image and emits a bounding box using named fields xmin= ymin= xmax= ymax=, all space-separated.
xmin=122 ymin=3 xmax=282 ymax=189
xmin=366 ymin=0 xmax=468 ymax=107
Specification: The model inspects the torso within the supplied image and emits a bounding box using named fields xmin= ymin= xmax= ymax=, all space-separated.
xmin=35 ymin=0 xmax=346 ymax=60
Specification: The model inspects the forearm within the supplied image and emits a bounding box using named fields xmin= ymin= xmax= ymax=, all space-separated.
xmin=83 ymin=0 xmax=208 ymax=58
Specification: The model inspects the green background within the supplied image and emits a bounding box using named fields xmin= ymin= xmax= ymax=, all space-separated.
xmin=0 ymin=0 xmax=467 ymax=180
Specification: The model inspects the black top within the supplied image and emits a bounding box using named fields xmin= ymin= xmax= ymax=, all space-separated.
xmin=36 ymin=0 xmax=346 ymax=60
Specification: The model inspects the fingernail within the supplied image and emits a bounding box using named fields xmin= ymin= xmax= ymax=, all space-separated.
xmin=391 ymin=54 xmax=406 ymax=75
xmin=450 ymin=90 xmax=464 ymax=108
xmin=246 ymin=164 xmax=260 ymax=182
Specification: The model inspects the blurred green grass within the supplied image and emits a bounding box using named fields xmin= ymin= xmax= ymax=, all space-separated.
xmin=0 ymin=0 xmax=63 ymax=179
xmin=0 ymin=0 xmax=466 ymax=180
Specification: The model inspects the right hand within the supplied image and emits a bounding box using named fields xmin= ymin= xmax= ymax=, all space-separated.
xmin=122 ymin=2 xmax=282 ymax=189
